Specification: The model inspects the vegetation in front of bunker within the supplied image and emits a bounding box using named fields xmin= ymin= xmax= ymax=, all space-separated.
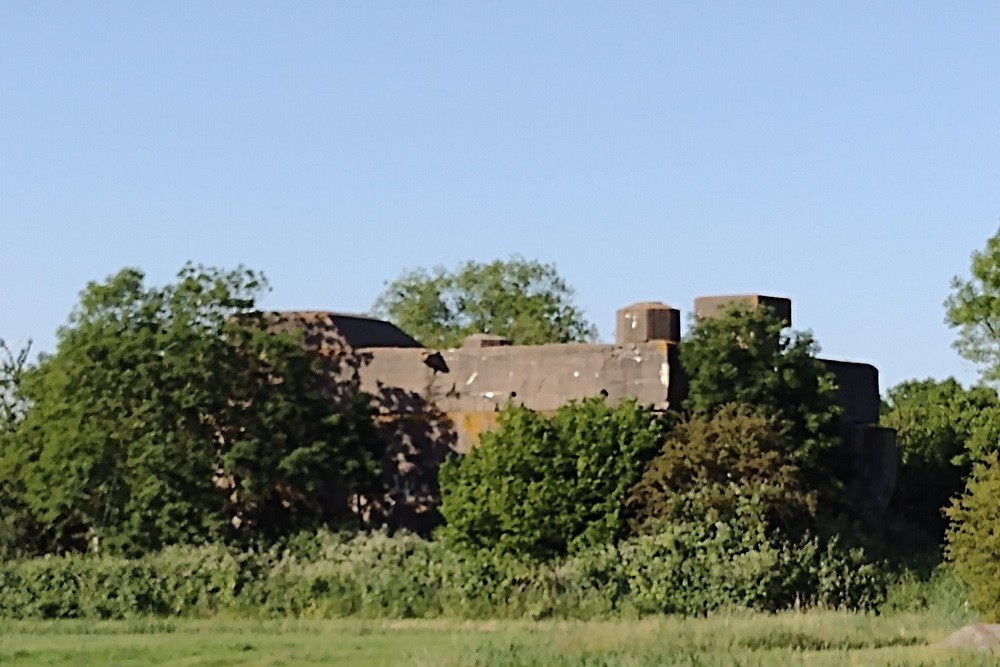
xmin=8 ymin=225 xmax=1000 ymax=624
xmin=0 ymin=526 xmax=893 ymax=620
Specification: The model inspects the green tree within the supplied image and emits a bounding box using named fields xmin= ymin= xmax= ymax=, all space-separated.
xmin=372 ymin=256 xmax=597 ymax=348
xmin=437 ymin=398 xmax=664 ymax=560
xmin=0 ymin=339 xmax=42 ymax=556
xmin=629 ymin=404 xmax=817 ymax=536
xmin=680 ymin=304 xmax=842 ymax=479
xmin=882 ymin=378 xmax=1000 ymax=537
xmin=946 ymin=453 xmax=1000 ymax=621
xmin=0 ymin=339 xmax=30 ymax=434
xmin=0 ymin=265 xmax=379 ymax=554
xmin=946 ymin=226 xmax=1000 ymax=383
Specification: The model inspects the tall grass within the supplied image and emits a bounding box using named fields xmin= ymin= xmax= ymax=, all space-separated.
xmin=0 ymin=528 xmax=909 ymax=621
xmin=0 ymin=613 xmax=992 ymax=667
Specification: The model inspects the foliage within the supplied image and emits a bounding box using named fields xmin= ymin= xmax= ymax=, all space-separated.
xmin=881 ymin=566 xmax=974 ymax=627
xmin=945 ymin=225 xmax=1000 ymax=384
xmin=882 ymin=378 xmax=1000 ymax=467
xmin=881 ymin=378 xmax=1000 ymax=537
xmin=604 ymin=500 xmax=885 ymax=615
xmin=0 ymin=543 xmax=244 ymax=619
xmin=372 ymin=256 xmax=597 ymax=348
xmin=680 ymin=304 xmax=842 ymax=491
xmin=0 ymin=526 xmax=889 ymax=622
xmin=629 ymin=404 xmax=817 ymax=535
xmin=0 ymin=339 xmax=43 ymax=557
xmin=945 ymin=453 xmax=1000 ymax=621
xmin=0 ymin=264 xmax=379 ymax=554
xmin=437 ymin=398 xmax=665 ymax=560
xmin=0 ymin=338 xmax=30 ymax=434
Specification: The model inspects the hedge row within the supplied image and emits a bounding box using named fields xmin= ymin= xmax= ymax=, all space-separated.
xmin=0 ymin=516 xmax=887 ymax=620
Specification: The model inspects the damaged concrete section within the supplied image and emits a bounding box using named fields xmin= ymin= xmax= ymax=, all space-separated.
xmin=361 ymin=340 xmax=682 ymax=452
xmin=279 ymin=293 xmax=898 ymax=530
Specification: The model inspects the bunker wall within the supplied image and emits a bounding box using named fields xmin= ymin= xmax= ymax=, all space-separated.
xmin=360 ymin=340 xmax=681 ymax=452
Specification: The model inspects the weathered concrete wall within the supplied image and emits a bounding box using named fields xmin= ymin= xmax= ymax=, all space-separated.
xmin=361 ymin=347 xmax=885 ymax=452
xmin=360 ymin=340 xmax=682 ymax=452
xmin=842 ymin=424 xmax=899 ymax=512
xmin=616 ymin=302 xmax=681 ymax=345
xmin=820 ymin=358 xmax=881 ymax=425
xmin=359 ymin=339 xmax=682 ymax=530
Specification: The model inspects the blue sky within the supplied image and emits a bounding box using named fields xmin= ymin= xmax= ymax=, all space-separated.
xmin=2 ymin=2 xmax=998 ymax=390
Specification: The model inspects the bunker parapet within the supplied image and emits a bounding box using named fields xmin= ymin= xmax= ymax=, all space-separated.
xmin=276 ymin=294 xmax=898 ymax=531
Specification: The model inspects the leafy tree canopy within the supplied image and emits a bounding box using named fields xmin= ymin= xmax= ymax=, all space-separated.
xmin=882 ymin=377 xmax=1000 ymax=538
xmin=437 ymin=398 xmax=664 ymax=561
xmin=946 ymin=226 xmax=1000 ymax=384
xmin=946 ymin=452 xmax=1000 ymax=621
xmin=882 ymin=378 xmax=1000 ymax=468
xmin=0 ymin=264 xmax=378 ymax=554
xmin=0 ymin=339 xmax=30 ymax=438
xmin=0 ymin=339 xmax=36 ymax=556
xmin=680 ymin=304 xmax=842 ymax=474
xmin=372 ymin=256 xmax=597 ymax=349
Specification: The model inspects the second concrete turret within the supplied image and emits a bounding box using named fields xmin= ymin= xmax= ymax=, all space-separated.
xmin=616 ymin=301 xmax=681 ymax=344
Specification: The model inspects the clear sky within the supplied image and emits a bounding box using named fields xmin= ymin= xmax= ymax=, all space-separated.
xmin=2 ymin=2 xmax=998 ymax=390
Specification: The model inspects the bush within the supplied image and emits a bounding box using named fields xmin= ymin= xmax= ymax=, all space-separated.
xmin=0 ymin=544 xmax=243 ymax=619
xmin=945 ymin=453 xmax=1000 ymax=621
xmin=568 ymin=497 xmax=887 ymax=616
xmin=437 ymin=398 xmax=665 ymax=560
xmin=882 ymin=567 xmax=973 ymax=626
xmin=680 ymin=304 xmax=841 ymax=476
xmin=613 ymin=499 xmax=787 ymax=615
xmin=629 ymin=404 xmax=817 ymax=535
xmin=0 ymin=528 xmax=891 ymax=620
xmin=253 ymin=530 xmax=470 ymax=618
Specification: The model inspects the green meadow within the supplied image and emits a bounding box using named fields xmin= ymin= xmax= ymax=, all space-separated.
xmin=1 ymin=612 xmax=994 ymax=667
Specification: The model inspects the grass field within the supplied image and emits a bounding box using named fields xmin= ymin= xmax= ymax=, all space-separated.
xmin=0 ymin=612 xmax=996 ymax=666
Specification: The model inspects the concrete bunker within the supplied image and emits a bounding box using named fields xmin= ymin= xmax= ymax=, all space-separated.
xmin=279 ymin=294 xmax=899 ymax=531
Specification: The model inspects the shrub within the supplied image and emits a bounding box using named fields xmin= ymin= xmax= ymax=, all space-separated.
xmin=945 ymin=453 xmax=1000 ymax=621
xmin=882 ymin=567 xmax=973 ymax=627
xmin=436 ymin=398 xmax=665 ymax=560
xmin=581 ymin=498 xmax=886 ymax=616
xmin=629 ymin=404 xmax=817 ymax=535
xmin=0 ymin=527 xmax=888 ymax=620
xmin=0 ymin=544 xmax=243 ymax=619
xmin=680 ymin=304 xmax=841 ymax=491
xmin=614 ymin=498 xmax=786 ymax=615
